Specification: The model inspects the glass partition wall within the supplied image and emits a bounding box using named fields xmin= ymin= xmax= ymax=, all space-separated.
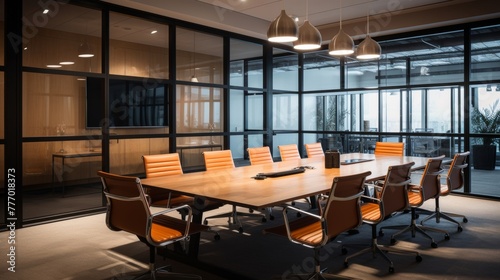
xmin=2 ymin=0 xmax=500 ymax=227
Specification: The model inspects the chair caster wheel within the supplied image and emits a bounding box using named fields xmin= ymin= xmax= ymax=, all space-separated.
xmin=343 ymin=261 xmax=349 ymax=268
xmin=390 ymin=238 xmax=396 ymax=245
xmin=444 ymin=234 xmax=450 ymax=240
xmin=416 ymin=255 xmax=423 ymax=262
xmin=389 ymin=267 xmax=395 ymax=273
xmin=249 ymin=209 xmax=254 ymax=213
xmin=214 ymin=234 xmax=220 ymax=241
xmin=203 ymin=220 xmax=208 ymax=225
xmin=463 ymin=217 xmax=468 ymax=223
xmin=261 ymin=217 xmax=267 ymax=223
xmin=341 ymin=247 xmax=348 ymax=255
xmin=431 ymin=242 xmax=438 ymax=248
xmin=238 ymin=227 xmax=243 ymax=233
xmin=458 ymin=226 xmax=463 ymax=232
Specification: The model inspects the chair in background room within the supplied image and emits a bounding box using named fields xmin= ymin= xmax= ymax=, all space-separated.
xmin=344 ymin=162 xmax=422 ymax=273
xmin=374 ymin=141 xmax=405 ymax=156
xmin=202 ymin=150 xmax=267 ymax=233
xmin=264 ymin=171 xmax=371 ymax=279
xmin=278 ymin=144 xmax=301 ymax=161
xmin=419 ymin=151 xmax=470 ymax=231
xmin=412 ymin=137 xmax=440 ymax=157
xmin=380 ymin=155 xmax=449 ymax=248
xmin=97 ymin=171 xmax=208 ymax=280
xmin=305 ymin=142 xmax=324 ymax=158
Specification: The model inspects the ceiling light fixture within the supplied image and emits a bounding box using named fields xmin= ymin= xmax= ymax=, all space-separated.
xmin=328 ymin=0 xmax=354 ymax=56
xmin=78 ymin=41 xmax=94 ymax=58
xmin=293 ymin=0 xmax=322 ymax=50
xmin=190 ymin=31 xmax=199 ymax=83
xmin=356 ymin=12 xmax=381 ymax=60
xmin=267 ymin=1 xmax=298 ymax=43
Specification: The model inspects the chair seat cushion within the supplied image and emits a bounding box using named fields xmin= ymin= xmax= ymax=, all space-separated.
xmin=407 ymin=189 xmax=423 ymax=206
xmin=151 ymin=215 xmax=208 ymax=244
xmin=264 ymin=215 xmax=323 ymax=247
xmin=361 ymin=203 xmax=381 ymax=222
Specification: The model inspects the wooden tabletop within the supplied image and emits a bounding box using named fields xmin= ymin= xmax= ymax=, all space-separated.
xmin=141 ymin=153 xmax=430 ymax=209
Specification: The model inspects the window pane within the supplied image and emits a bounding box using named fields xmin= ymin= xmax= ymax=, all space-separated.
xmin=177 ymin=28 xmax=223 ymax=84
xmin=304 ymin=51 xmax=340 ymax=90
xmin=230 ymin=39 xmax=263 ymax=88
xmin=110 ymin=12 xmax=168 ymax=79
xmin=247 ymin=93 xmax=263 ymax=130
xmin=381 ymin=90 xmax=403 ymax=132
xmin=229 ymin=89 xmax=243 ymax=132
xmin=23 ymin=2 xmax=101 ymax=73
xmin=427 ymin=88 xmax=452 ymax=133
xmin=346 ymin=59 xmax=379 ymax=89
xmin=471 ymin=24 xmax=500 ymax=82
xmin=273 ymin=93 xmax=298 ymax=130
xmin=110 ymin=137 xmax=169 ymax=175
xmin=273 ymin=49 xmax=298 ymax=91
xmin=23 ymin=73 xmax=88 ymax=137
xmin=176 ymin=85 xmax=223 ymax=133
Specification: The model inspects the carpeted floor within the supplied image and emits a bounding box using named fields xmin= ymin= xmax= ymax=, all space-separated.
xmin=2 ymin=195 xmax=500 ymax=280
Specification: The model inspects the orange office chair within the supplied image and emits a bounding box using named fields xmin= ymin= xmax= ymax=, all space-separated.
xmin=142 ymin=153 xmax=193 ymax=208
xmin=380 ymin=155 xmax=449 ymax=248
xmin=202 ymin=150 xmax=267 ymax=233
xmin=305 ymin=142 xmax=324 ymax=158
xmin=420 ymin=151 xmax=470 ymax=231
xmin=143 ymin=153 xmax=222 ymax=240
xmin=247 ymin=146 xmax=274 ymax=165
xmin=264 ymin=171 xmax=371 ymax=279
xmin=278 ymin=144 xmax=301 ymax=161
xmin=97 ymin=171 xmax=208 ymax=280
xmin=247 ymin=146 xmax=275 ymax=220
xmin=374 ymin=141 xmax=405 ymax=156
xmin=344 ymin=162 xmax=422 ymax=273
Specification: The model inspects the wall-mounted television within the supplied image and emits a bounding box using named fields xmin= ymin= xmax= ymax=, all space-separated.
xmin=86 ymin=78 xmax=168 ymax=128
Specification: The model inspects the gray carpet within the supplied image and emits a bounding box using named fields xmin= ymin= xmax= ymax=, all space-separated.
xmin=4 ymin=195 xmax=500 ymax=280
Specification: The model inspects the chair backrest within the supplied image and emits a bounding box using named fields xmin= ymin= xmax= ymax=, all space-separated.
xmin=305 ymin=142 xmax=324 ymax=158
xmin=374 ymin=142 xmax=404 ymax=156
xmin=379 ymin=161 xmax=414 ymax=218
xmin=278 ymin=144 xmax=301 ymax=161
xmin=98 ymin=171 xmax=149 ymax=238
xmin=203 ymin=150 xmax=235 ymax=170
xmin=446 ymin=151 xmax=470 ymax=192
xmin=142 ymin=153 xmax=183 ymax=178
xmin=419 ymin=155 xmax=445 ymax=200
xmin=322 ymin=171 xmax=371 ymax=241
xmin=248 ymin=146 xmax=273 ymax=165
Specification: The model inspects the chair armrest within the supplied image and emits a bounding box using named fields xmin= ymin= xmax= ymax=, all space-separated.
xmin=360 ymin=195 xmax=381 ymax=204
xmin=149 ymin=204 xmax=193 ymax=239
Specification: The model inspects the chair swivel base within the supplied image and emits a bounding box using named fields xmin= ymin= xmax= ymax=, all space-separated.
xmin=419 ymin=208 xmax=467 ymax=232
xmin=380 ymin=208 xmax=450 ymax=248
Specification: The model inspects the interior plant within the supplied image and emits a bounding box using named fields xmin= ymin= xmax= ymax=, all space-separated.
xmin=470 ymin=99 xmax=500 ymax=170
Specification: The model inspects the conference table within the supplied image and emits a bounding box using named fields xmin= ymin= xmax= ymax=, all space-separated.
xmin=141 ymin=153 xmax=430 ymax=258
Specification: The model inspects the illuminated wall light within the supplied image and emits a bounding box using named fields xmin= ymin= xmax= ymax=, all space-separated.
xmin=46 ymin=64 xmax=62 ymax=68
xmin=151 ymin=30 xmax=157 ymax=34
xmin=59 ymin=61 xmax=75 ymax=65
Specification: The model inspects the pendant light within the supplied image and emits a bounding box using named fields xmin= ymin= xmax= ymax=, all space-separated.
xmin=328 ymin=0 xmax=354 ymax=56
xmin=356 ymin=12 xmax=381 ymax=60
xmin=78 ymin=41 xmax=94 ymax=58
xmin=293 ymin=0 xmax=322 ymax=50
xmin=267 ymin=1 xmax=298 ymax=43
xmin=190 ymin=31 xmax=199 ymax=82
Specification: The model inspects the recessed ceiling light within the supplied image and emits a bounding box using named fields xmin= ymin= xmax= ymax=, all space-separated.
xmin=59 ymin=61 xmax=75 ymax=65
xmin=46 ymin=64 xmax=62 ymax=68
xmin=151 ymin=30 xmax=157 ymax=34
xmin=43 ymin=9 xmax=49 ymax=14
